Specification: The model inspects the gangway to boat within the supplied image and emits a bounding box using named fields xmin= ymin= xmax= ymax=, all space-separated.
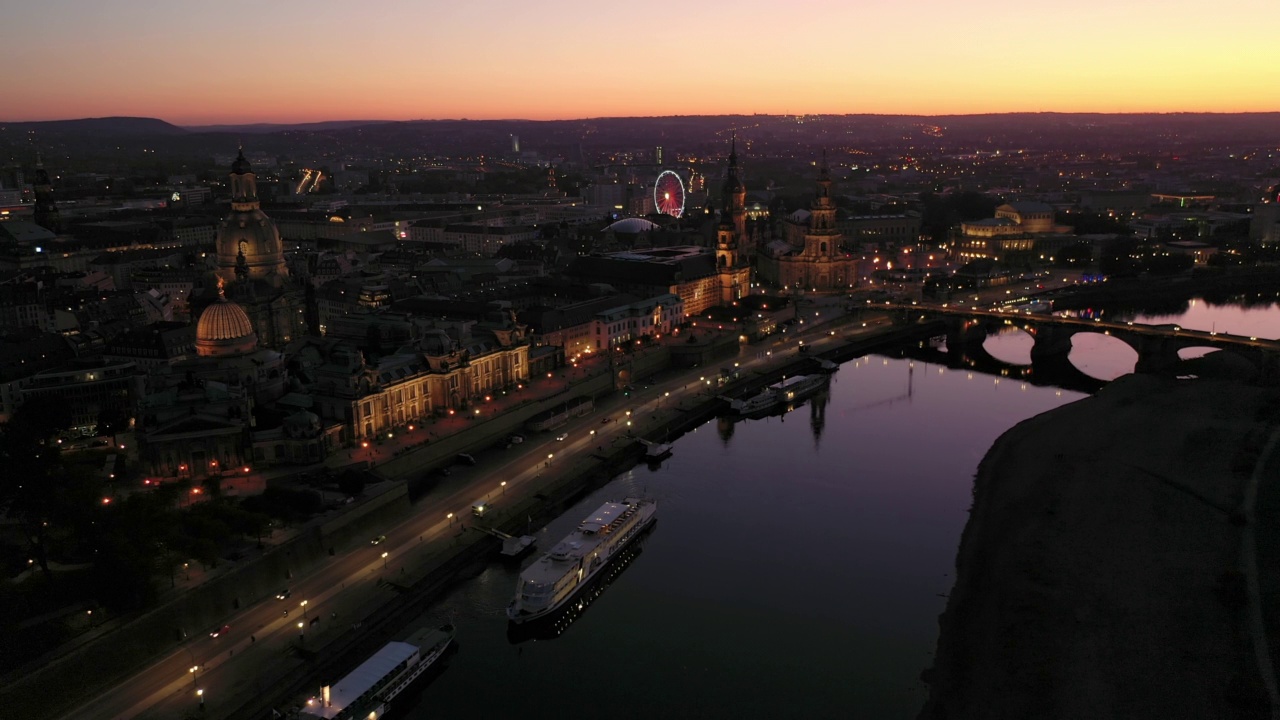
xmin=476 ymin=526 xmax=536 ymax=558
xmin=475 ymin=526 xmax=514 ymax=541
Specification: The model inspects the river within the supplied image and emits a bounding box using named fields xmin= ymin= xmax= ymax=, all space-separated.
xmin=390 ymin=297 xmax=1278 ymax=719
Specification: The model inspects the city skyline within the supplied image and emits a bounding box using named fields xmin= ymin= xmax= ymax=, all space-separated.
xmin=4 ymin=0 xmax=1279 ymax=125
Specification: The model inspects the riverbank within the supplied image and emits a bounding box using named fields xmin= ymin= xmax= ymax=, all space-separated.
xmin=920 ymin=374 xmax=1280 ymax=718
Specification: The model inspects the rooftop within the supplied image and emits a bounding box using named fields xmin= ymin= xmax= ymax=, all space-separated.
xmin=308 ymin=641 xmax=418 ymax=718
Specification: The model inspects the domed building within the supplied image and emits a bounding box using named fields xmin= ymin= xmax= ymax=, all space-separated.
xmin=137 ymin=294 xmax=292 ymax=480
xmin=196 ymin=148 xmax=308 ymax=348
xmin=217 ymin=149 xmax=289 ymax=285
xmin=176 ymin=294 xmax=287 ymax=399
xmin=195 ymin=296 xmax=258 ymax=357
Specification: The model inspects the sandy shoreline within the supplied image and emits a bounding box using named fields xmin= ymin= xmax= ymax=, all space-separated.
xmin=920 ymin=374 xmax=1279 ymax=718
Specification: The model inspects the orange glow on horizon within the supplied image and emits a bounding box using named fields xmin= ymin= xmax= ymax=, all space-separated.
xmin=2 ymin=2 xmax=1277 ymax=124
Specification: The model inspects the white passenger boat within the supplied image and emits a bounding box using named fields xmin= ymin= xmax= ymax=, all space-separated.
xmin=301 ymin=625 xmax=454 ymax=719
xmin=506 ymin=497 xmax=657 ymax=625
xmin=729 ymin=374 xmax=829 ymax=416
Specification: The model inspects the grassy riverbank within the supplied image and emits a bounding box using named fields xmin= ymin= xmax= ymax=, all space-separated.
xmin=921 ymin=374 xmax=1280 ymax=718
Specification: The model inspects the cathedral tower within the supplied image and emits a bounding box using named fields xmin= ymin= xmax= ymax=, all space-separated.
xmin=722 ymin=134 xmax=748 ymax=257
xmin=803 ymin=152 xmax=840 ymax=257
xmin=716 ymin=135 xmax=751 ymax=303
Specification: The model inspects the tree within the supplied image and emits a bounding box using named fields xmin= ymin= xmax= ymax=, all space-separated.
xmin=1057 ymin=242 xmax=1095 ymax=266
xmin=1099 ymin=238 xmax=1141 ymax=277
xmin=337 ymin=471 xmax=366 ymax=498
xmin=94 ymin=405 xmax=128 ymax=444
xmin=0 ymin=403 xmax=74 ymax=578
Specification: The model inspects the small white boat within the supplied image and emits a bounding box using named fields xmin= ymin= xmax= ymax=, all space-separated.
xmin=641 ymin=440 xmax=672 ymax=459
xmin=501 ymin=534 xmax=537 ymax=559
xmin=730 ymin=374 xmax=829 ymax=416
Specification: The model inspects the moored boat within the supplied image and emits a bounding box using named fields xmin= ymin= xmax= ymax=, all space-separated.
xmin=506 ymin=497 xmax=657 ymax=625
xmin=299 ymin=624 xmax=454 ymax=719
xmin=729 ymin=374 xmax=829 ymax=416
xmin=506 ymin=520 xmax=655 ymax=644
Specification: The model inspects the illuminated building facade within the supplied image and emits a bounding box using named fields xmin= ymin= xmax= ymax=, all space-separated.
xmin=203 ymin=148 xmax=308 ymax=348
xmin=292 ymin=313 xmax=530 ymax=442
xmin=757 ymin=158 xmax=858 ymax=292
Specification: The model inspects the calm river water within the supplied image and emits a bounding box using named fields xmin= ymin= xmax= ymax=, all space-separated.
xmin=395 ymin=297 xmax=1279 ymax=719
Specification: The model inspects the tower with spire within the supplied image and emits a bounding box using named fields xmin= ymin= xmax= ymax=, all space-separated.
xmin=756 ymin=152 xmax=857 ymax=292
xmin=723 ymin=134 xmax=749 ymax=257
xmin=802 ymin=152 xmax=840 ymax=257
xmin=31 ymin=153 xmax=61 ymax=233
xmin=715 ymin=134 xmax=751 ymax=303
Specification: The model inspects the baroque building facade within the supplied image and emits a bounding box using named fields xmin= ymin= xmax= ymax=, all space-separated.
xmin=291 ymin=311 xmax=531 ymax=442
xmin=757 ymin=157 xmax=859 ymax=291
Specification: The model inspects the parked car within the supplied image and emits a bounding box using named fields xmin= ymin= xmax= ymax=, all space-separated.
xmin=509 ymin=435 xmax=524 ymax=445
xmin=456 ymin=453 xmax=477 ymax=466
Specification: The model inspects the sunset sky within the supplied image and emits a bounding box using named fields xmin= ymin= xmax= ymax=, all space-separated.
xmin=4 ymin=0 xmax=1279 ymax=125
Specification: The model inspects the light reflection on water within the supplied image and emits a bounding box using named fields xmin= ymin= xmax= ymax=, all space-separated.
xmin=1130 ymin=297 xmax=1280 ymax=339
xmin=392 ymin=298 xmax=1278 ymax=719
xmin=981 ymin=297 xmax=1280 ymax=381
xmin=397 ymin=355 xmax=1081 ymax=720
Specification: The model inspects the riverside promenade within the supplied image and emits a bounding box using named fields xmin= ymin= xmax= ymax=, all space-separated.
xmin=30 ymin=304 xmax=915 ymax=720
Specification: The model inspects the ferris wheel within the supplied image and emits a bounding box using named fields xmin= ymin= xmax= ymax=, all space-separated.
xmin=653 ymin=170 xmax=686 ymax=218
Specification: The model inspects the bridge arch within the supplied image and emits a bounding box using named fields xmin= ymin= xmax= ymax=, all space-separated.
xmin=1067 ymin=331 xmax=1139 ymax=381
xmin=1176 ymin=345 xmax=1220 ymax=361
xmin=982 ymin=325 xmax=1035 ymax=366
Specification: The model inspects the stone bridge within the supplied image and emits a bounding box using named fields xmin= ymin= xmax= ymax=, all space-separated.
xmin=888 ymin=304 xmax=1280 ymax=377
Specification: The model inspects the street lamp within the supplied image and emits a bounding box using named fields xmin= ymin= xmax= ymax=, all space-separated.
xmin=300 ymin=600 xmax=308 ymax=618
xmin=447 ymin=512 xmax=454 ymax=525
xmin=197 ymin=688 xmax=204 ymax=711
xmin=381 ymin=551 xmax=388 ymax=569
xmin=500 ymin=480 xmax=507 ymax=495
xmin=297 ymin=621 xmax=305 ymax=640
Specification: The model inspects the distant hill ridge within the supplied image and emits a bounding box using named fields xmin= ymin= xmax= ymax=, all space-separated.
xmin=183 ymin=120 xmax=395 ymax=134
xmin=0 ymin=116 xmax=186 ymax=136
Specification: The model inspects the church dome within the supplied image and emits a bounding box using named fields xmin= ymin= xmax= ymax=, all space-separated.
xmin=217 ymin=209 xmax=286 ymax=282
xmin=196 ymin=299 xmax=258 ymax=357
xmin=216 ymin=145 xmax=288 ymax=286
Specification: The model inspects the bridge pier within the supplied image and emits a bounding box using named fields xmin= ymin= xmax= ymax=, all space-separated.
xmin=1133 ymin=336 xmax=1182 ymax=375
xmin=942 ymin=318 xmax=995 ymax=352
xmin=1029 ymin=325 xmax=1074 ymax=365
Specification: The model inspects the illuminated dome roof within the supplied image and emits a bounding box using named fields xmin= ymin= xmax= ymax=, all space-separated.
xmin=605 ymin=218 xmax=659 ymax=234
xmin=196 ymin=299 xmax=258 ymax=357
